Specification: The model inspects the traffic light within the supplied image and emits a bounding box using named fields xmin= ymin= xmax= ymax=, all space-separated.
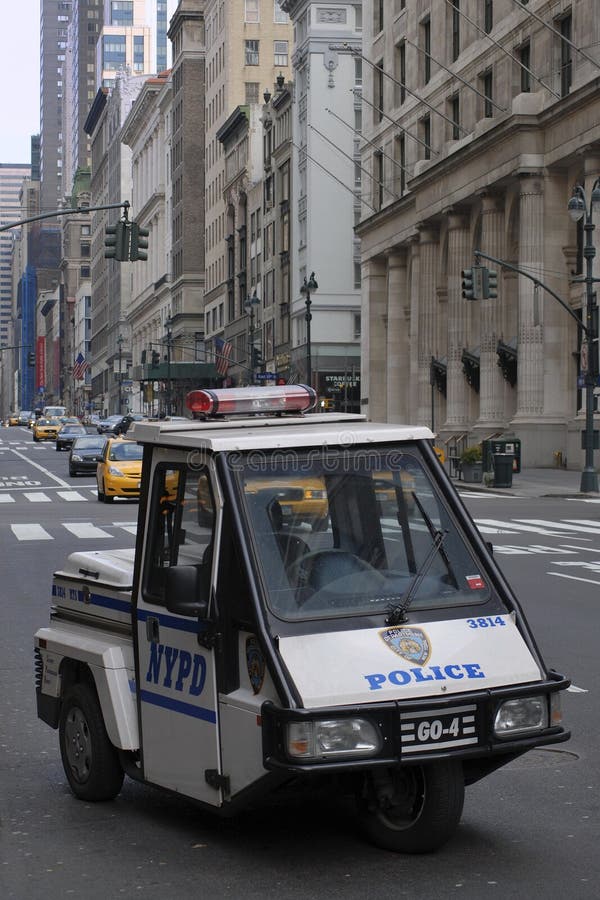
xmin=27 ymin=351 xmax=35 ymax=367
xmin=104 ymin=221 xmax=129 ymax=261
xmin=130 ymin=221 xmax=149 ymax=261
xmin=252 ymin=346 xmax=263 ymax=368
xmin=482 ymin=267 xmax=498 ymax=299
xmin=461 ymin=266 xmax=484 ymax=300
xmin=151 ymin=350 xmax=160 ymax=367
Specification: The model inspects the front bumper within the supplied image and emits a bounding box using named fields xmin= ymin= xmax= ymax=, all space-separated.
xmin=104 ymin=475 xmax=141 ymax=498
xmin=261 ymin=672 xmax=570 ymax=776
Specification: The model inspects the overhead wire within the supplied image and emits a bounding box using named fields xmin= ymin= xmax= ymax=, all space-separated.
xmin=442 ymin=0 xmax=559 ymax=99
xmin=325 ymin=106 xmax=412 ymax=177
xmin=291 ymin=141 xmax=378 ymax=214
xmin=308 ymin=123 xmax=402 ymax=202
xmin=509 ymin=0 xmax=600 ymax=73
xmin=352 ymin=89 xmax=438 ymax=157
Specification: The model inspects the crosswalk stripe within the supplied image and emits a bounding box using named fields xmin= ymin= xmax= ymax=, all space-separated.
xmin=0 ymin=495 xmax=15 ymax=503
xmin=62 ymin=523 xmax=112 ymax=539
xmin=23 ymin=492 xmax=51 ymax=502
xmin=516 ymin=518 xmax=600 ymax=535
xmin=11 ymin=524 xmax=53 ymax=541
xmin=474 ymin=518 xmax=570 ymax=536
xmin=56 ymin=490 xmax=89 ymax=502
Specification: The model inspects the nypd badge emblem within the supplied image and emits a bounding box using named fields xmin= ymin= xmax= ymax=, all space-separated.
xmin=246 ymin=636 xmax=266 ymax=694
xmin=380 ymin=626 xmax=431 ymax=666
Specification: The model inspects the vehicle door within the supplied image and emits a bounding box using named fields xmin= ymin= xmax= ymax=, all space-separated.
xmin=135 ymin=452 xmax=222 ymax=805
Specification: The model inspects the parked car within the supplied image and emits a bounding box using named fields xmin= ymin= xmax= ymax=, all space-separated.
xmin=56 ymin=423 xmax=87 ymax=451
xmin=68 ymin=434 xmax=107 ymax=477
xmin=32 ymin=417 xmax=62 ymax=442
xmin=96 ymin=437 xmax=143 ymax=502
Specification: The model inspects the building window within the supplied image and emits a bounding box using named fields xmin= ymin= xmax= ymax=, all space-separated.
xmin=133 ymin=34 xmax=144 ymax=72
xmin=484 ymin=0 xmax=493 ymax=35
xmin=482 ymin=70 xmax=493 ymax=117
xmin=245 ymin=0 xmax=259 ymax=23
xmin=245 ymin=82 xmax=259 ymax=104
xmin=274 ymin=1 xmax=288 ymax=24
xmin=374 ymin=0 xmax=384 ymax=35
xmin=394 ymin=40 xmax=406 ymax=106
xmin=559 ymin=14 xmax=572 ymax=97
xmin=375 ymin=61 xmax=384 ymax=123
xmin=110 ymin=1 xmax=133 ymax=27
xmin=354 ymin=311 xmax=362 ymax=337
xmin=421 ymin=115 xmax=431 ymax=160
xmin=519 ymin=42 xmax=531 ymax=93
xmin=422 ymin=16 xmax=431 ymax=84
xmin=102 ymin=35 xmax=126 ymax=70
xmin=374 ymin=151 xmax=384 ymax=210
xmin=274 ymin=40 xmax=288 ymax=67
xmin=245 ymin=40 xmax=259 ymax=66
xmin=395 ymin=134 xmax=406 ymax=195
xmin=449 ymin=94 xmax=460 ymax=140
xmin=451 ymin=0 xmax=460 ymax=62
xmin=354 ymin=57 xmax=362 ymax=86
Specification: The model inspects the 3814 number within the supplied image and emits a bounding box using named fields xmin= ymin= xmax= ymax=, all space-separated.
xmin=466 ymin=616 xmax=507 ymax=629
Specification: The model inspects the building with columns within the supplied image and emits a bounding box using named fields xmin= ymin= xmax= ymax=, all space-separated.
xmin=358 ymin=0 xmax=600 ymax=468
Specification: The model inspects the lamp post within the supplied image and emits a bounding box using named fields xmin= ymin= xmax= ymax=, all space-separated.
xmin=568 ymin=181 xmax=600 ymax=493
xmin=300 ymin=271 xmax=318 ymax=387
xmin=244 ymin=291 xmax=259 ymax=383
xmin=116 ymin=333 xmax=124 ymax=414
xmin=165 ymin=316 xmax=173 ymax=416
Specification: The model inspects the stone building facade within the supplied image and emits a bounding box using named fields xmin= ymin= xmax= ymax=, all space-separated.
xmin=358 ymin=0 xmax=600 ymax=468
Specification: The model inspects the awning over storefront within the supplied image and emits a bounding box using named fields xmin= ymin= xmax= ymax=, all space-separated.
xmin=430 ymin=356 xmax=447 ymax=396
xmin=461 ymin=347 xmax=480 ymax=393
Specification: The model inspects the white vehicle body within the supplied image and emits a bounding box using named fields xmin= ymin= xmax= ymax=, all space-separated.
xmin=34 ymin=386 xmax=569 ymax=853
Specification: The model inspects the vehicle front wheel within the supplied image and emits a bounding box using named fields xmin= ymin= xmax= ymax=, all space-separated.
xmin=97 ymin=483 xmax=105 ymax=502
xmin=357 ymin=761 xmax=464 ymax=853
xmin=58 ymin=682 xmax=124 ymax=801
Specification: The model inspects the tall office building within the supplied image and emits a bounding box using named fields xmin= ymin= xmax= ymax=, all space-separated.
xmin=203 ymin=0 xmax=293 ymax=336
xmin=97 ymin=0 xmax=179 ymax=89
xmin=0 ymin=164 xmax=31 ymax=347
xmin=40 ymin=0 xmax=72 ymax=214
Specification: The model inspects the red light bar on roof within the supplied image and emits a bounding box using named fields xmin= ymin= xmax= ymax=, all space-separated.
xmin=185 ymin=385 xmax=317 ymax=417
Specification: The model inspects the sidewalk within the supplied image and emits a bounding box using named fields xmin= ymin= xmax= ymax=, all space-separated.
xmin=450 ymin=466 xmax=600 ymax=499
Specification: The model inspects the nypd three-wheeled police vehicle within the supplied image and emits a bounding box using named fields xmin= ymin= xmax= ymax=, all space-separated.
xmin=34 ymin=385 xmax=569 ymax=853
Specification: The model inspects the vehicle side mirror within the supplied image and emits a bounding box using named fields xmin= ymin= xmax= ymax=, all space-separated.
xmin=165 ymin=565 xmax=209 ymax=618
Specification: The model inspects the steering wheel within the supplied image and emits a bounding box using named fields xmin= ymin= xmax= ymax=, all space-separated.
xmin=287 ymin=549 xmax=377 ymax=605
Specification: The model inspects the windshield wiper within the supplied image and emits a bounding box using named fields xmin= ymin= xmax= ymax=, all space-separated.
xmin=385 ymin=528 xmax=447 ymax=626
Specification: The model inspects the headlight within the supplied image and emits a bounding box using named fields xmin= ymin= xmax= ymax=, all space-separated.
xmin=493 ymin=696 xmax=547 ymax=738
xmin=71 ymin=454 xmax=83 ymax=461
xmin=303 ymin=489 xmax=327 ymax=499
xmin=286 ymin=718 xmax=381 ymax=760
xmin=108 ymin=465 xmax=124 ymax=476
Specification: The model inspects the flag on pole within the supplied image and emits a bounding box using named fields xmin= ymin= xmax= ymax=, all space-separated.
xmin=72 ymin=352 xmax=90 ymax=381
xmin=214 ymin=337 xmax=233 ymax=376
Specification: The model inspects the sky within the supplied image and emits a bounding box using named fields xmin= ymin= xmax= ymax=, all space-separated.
xmin=0 ymin=0 xmax=40 ymax=164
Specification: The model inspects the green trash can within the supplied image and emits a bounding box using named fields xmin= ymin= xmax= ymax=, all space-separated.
xmin=493 ymin=453 xmax=514 ymax=488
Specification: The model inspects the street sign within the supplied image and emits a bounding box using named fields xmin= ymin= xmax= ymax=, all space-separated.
xmin=255 ymin=372 xmax=277 ymax=381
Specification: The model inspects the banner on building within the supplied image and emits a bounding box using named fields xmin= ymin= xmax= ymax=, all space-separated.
xmin=36 ymin=337 xmax=45 ymax=391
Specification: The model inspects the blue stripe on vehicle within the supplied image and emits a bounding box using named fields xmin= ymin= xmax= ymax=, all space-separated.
xmin=136 ymin=608 xmax=208 ymax=634
xmin=139 ymin=688 xmax=216 ymax=723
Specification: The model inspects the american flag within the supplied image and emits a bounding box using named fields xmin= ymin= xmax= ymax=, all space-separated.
xmin=214 ymin=337 xmax=233 ymax=377
xmin=72 ymin=352 xmax=90 ymax=381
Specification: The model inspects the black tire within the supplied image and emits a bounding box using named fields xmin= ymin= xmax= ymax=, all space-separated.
xmin=69 ymin=467 xmax=77 ymax=477
xmin=357 ymin=761 xmax=464 ymax=853
xmin=59 ymin=682 xmax=124 ymax=801
xmin=97 ymin=483 xmax=105 ymax=502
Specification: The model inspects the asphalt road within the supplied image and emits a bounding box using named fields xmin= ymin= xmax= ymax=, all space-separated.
xmin=0 ymin=427 xmax=598 ymax=899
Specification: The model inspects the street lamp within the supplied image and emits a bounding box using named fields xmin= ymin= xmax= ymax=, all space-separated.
xmin=165 ymin=316 xmax=173 ymax=416
xmin=244 ymin=291 xmax=260 ymax=383
xmin=568 ymin=182 xmax=600 ymax=492
xmin=300 ymin=271 xmax=318 ymax=387
xmin=116 ymin=334 xmax=124 ymax=415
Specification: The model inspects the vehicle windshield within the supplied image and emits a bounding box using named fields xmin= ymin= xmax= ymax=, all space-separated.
xmin=234 ymin=445 xmax=492 ymax=620
xmin=72 ymin=436 xmax=105 ymax=450
xmin=108 ymin=441 xmax=143 ymax=462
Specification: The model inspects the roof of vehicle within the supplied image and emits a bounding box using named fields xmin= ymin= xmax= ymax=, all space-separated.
xmin=129 ymin=413 xmax=434 ymax=453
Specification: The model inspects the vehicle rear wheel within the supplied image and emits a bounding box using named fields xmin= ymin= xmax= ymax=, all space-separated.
xmin=59 ymin=682 xmax=124 ymax=801
xmin=357 ymin=761 xmax=464 ymax=853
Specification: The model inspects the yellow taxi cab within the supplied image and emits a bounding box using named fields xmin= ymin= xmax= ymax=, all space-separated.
xmin=96 ymin=437 xmax=144 ymax=502
xmin=8 ymin=413 xmax=19 ymax=426
xmin=32 ymin=417 xmax=62 ymax=442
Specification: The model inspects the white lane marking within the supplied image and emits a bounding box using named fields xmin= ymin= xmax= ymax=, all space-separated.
xmin=567 ymin=685 xmax=588 ymax=693
xmin=23 ymin=492 xmax=51 ymax=502
xmin=548 ymin=572 xmax=600 ymax=586
xmin=565 ymin=497 xmax=600 ymax=503
xmin=517 ymin=518 xmax=600 ymax=535
xmin=474 ymin=523 xmax=521 ymax=534
xmin=11 ymin=524 xmax=53 ymax=541
xmin=9 ymin=447 xmax=71 ymax=487
xmin=62 ymin=523 xmax=112 ymax=539
xmin=562 ymin=519 xmax=600 ymax=529
xmin=56 ymin=491 xmax=89 ymax=502
xmin=0 ymin=495 xmax=15 ymax=503
xmin=475 ymin=519 xmax=571 ymax=536
xmin=119 ymin=525 xmax=138 ymax=534
xmin=560 ymin=544 xmax=600 ymax=552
